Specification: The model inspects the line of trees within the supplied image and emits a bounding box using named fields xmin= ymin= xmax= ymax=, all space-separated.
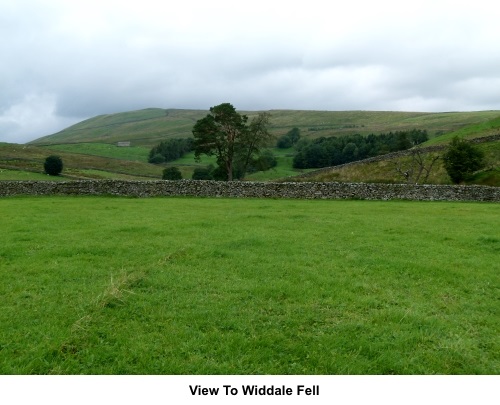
xmin=293 ymin=129 xmax=428 ymax=169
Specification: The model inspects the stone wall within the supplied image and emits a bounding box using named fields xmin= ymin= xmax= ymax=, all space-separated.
xmin=1 ymin=180 xmax=499 ymax=202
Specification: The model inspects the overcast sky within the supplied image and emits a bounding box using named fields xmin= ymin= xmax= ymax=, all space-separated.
xmin=1 ymin=0 xmax=500 ymax=143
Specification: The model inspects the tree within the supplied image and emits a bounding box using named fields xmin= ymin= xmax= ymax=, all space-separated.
xmin=162 ymin=167 xmax=182 ymax=180
xmin=392 ymin=147 xmax=441 ymax=184
xmin=442 ymin=137 xmax=485 ymax=184
xmin=276 ymin=127 xmax=300 ymax=149
xmin=192 ymin=103 xmax=272 ymax=181
xmin=44 ymin=155 xmax=63 ymax=176
xmin=238 ymin=111 xmax=273 ymax=176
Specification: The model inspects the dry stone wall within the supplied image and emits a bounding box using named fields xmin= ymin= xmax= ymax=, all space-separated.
xmin=1 ymin=180 xmax=499 ymax=202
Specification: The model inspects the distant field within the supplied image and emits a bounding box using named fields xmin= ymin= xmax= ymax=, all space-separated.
xmin=0 ymin=169 xmax=63 ymax=181
xmin=0 ymin=143 xmax=162 ymax=180
xmin=1 ymin=196 xmax=498 ymax=374
xmin=41 ymin=143 xmax=151 ymax=163
xmin=424 ymin=116 xmax=500 ymax=145
xmin=29 ymin=108 xmax=500 ymax=147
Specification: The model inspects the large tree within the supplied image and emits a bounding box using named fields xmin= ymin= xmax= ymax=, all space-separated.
xmin=192 ymin=103 xmax=272 ymax=181
xmin=442 ymin=137 xmax=485 ymax=184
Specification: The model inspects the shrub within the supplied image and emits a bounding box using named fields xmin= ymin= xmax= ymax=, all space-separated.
xmin=192 ymin=167 xmax=214 ymax=180
xmin=44 ymin=155 xmax=63 ymax=176
xmin=442 ymin=137 xmax=485 ymax=184
xmin=162 ymin=167 xmax=182 ymax=180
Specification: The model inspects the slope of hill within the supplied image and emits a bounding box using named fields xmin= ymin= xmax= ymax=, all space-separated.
xmin=286 ymin=118 xmax=500 ymax=186
xmin=29 ymin=108 xmax=500 ymax=147
xmin=10 ymin=109 xmax=500 ymax=185
xmin=0 ymin=143 xmax=163 ymax=180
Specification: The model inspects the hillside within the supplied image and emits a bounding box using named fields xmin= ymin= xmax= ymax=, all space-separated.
xmin=4 ymin=109 xmax=499 ymax=184
xmin=0 ymin=143 xmax=163 ymax=180
xmin=29 ymin=108 xmax=500 ymax=147
xmin=286 ymin=116 xmax=500 ymax=187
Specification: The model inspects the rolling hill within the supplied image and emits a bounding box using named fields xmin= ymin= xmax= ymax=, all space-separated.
xmin=29 ymin=108 xmax=500 ymax=147
xmin=1 ymin=108 xmax=498 ymax=184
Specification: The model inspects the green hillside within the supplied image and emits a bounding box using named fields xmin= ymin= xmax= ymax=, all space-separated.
xmin=30 ymin=108 xmax=500 ymax=147
xmin=4 ymin=109 xmax=499 ymax=184
xmin=0 ymin=143 xmax=163 ymax=180
xmin=288 ymin=117 xmax=500 ymax=186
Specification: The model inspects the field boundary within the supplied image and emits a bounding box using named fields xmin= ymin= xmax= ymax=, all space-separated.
xmin=1 ymin=180 xmax=499 ymax=202
xmin=285 ymin=133 xmax=500 ymax=181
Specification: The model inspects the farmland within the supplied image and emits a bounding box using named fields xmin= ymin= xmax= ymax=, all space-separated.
xmin=0 ymin=196 xmax=498 ymax=374
xmin=1 ymin=108 xmax=499 ymax=183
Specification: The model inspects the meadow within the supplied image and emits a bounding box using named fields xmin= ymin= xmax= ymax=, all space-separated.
xmin=0 ymin=196 xmax=498 ymax=374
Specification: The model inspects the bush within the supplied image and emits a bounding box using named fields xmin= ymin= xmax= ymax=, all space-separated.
xmin=162 ymin=167 xmax=182 ymax=180
xmin=442 ymin=137 xmax=485 ymax=184
xmin=44 ymin=155 xmax=63 ymax=176
xmin=192 ymin=167 xmax=214 ymax=180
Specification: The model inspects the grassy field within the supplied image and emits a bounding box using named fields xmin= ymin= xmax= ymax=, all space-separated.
xmin=424 ymin=116 xmax=500 ymax=145
xmin=40 ymin=143 xmax=151 ymax=163
xmin=0 ymin=196 xmax=498 ymax=374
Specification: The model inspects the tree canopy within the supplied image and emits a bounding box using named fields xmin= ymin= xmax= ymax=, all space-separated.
xmin=442 ymin=137 xmax=485 ymax=183
xmin=44 ymin=155 xmax=63 ymax=176
xmin=276 ymin=127 xmax=301 ymax=148
xmin=148 ymin=138 xmax=193 ymax=164
xmin=192 ymin=103 xmax=272 ymax=181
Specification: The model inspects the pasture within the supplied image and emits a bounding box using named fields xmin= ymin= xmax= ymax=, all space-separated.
xmin=0 ymin=196 xmax=498 ymax=374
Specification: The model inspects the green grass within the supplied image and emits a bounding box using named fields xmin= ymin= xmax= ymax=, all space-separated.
xmin=246 ymin=149 xmax=314 ymax=181
xmin=29 ymin=109 xmax=500 ymax=147
xmin=40 ymin=143 xmax=151 ymax=162
xmin=0 ymin=169 xmax=66 ymax=181
xmin=0 ymin=143 xmax=163 ymax=180
xmin=6 ymin=109 xmax=499 ymax=184
xmin=0 ymin=196 xmax=498 ymax=374
xmin=424 ymin=116 xmax=500 ymax=145
xmin=31 ymin=108 xmax=205 ymax=146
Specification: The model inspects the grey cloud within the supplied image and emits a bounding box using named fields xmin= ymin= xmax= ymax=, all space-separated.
xmin=2 ymin=0 xmax=500 ymax=143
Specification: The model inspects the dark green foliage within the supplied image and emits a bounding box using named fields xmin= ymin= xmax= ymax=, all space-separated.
xmin=192 ymin=166 xmax=214 ymax=180
xmin=442 ymin=137 xmax=485 ymax=183
xmin=148 ymin=138 xmax=193 ymax=163
xmin=252 ymin=149 xmax=278 ymax=172
xmin=149 ymin=153 xmax=165 ymax=164
xmin=192 ymin=103 xmax=273 ymax=181
xmin=43 ymin=155 xmax=63 ymax=175
xmin=293 ymin=129 xmax=428 ymax=169
xmin=193 ymin=103 xmax=248 ymax=181
xmin=277 ymin=127 xmax=301 ymax=148
xmin=162 ymin=167 xmax=182 ymax=180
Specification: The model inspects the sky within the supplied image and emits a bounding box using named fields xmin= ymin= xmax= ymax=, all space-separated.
xmin=1 ymin=0 xmax=500 ymax=143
